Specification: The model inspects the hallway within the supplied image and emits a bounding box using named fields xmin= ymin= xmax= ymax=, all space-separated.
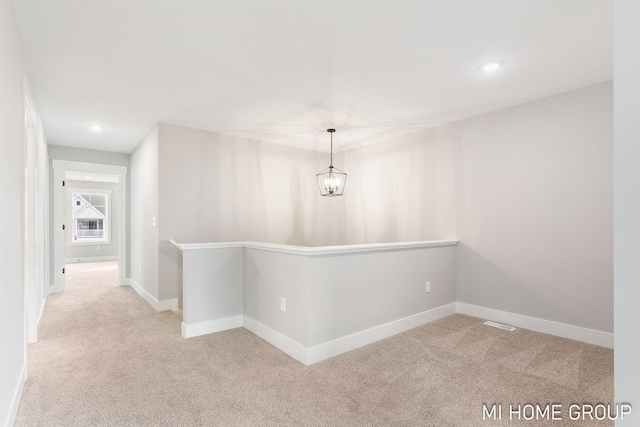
xmin=33 ymin=262 xmax=126 ymax=340
xmin=15 ymin=262 xmax=187 ymax=426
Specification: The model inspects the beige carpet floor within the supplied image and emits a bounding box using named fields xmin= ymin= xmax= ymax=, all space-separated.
xmin=15 ymin=261 xmax=614 ymax=426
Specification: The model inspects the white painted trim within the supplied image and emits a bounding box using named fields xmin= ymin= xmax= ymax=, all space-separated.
xmin=156 ymin=298 xmax=179 ymax=312
xmin=38 ymin=297 xmax=46 ymax=326
xmin=174 ymin=300 xmax=612 ymax=366
xmin=168 ymin=238 xmax=242 ymax=252
xmin=23 ymin=84 xmax=40 ymax=346
xmin=65 ymin=256 xmax=118 ymax=264
xmin=52 ymin=159 xmax=128 ymax=289
xmin=127 ymin=279 xmax=178 ymax=312
xmin=169 ymin=239 xmax=459 ymax=256
xmin=51 ymin=165 xmax=66 ymax=294
xmin=456 ymin=302 xmax=614 ymax=348
xmin=65 ymin=171 xmax=119 ymax=183
xmin=307 ymin=303 xmax=458 ymax=365
xmin=242 ymin=304 xmax=456 ymax=366
xmin=4 ymin=365 xmax=26 ymax=427
xmin=66 ymin=187 xmax=112 ymax=246
xmin=52 ymin=159 xmax=127 ymax=176
xmin=168 ymin=238 xmax=183 ymax=251
xmin=128 ymin=278 xmax=155 ymax=308
xmin=243 ymin=316 xmax=309 ymax=365
xmin=181 ymin=315 xmax=244 ymax=339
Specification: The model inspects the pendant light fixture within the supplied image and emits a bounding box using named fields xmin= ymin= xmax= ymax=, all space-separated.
xmin=316 ymin=128 xmax=347 ymax=197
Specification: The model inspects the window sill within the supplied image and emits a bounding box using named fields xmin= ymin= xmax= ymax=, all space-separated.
xmin=70 ymin=240 xmax=111 ymax=246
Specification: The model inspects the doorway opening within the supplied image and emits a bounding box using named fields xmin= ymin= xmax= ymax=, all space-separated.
xmin=52 ymin=161 xmax=128 ymax=295
xmin=23 ymin=93 xmax=47 ymax=345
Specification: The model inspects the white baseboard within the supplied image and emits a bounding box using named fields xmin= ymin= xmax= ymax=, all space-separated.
xmin=127 ymin=278 xmax=179 ymax=312
xmin=307 ymin=303 xmax=458 ymax=365
xmin=155 ymin=298 xmax=179 ymax=312
xmin=49 ymin=283 xmax=63 ymax=294
xmin=38 ymin=298 xmax=46 ymax=326
xmin=4 ymin=365 xmax=26 ymax=427
xmin=456 ymin=302 xmax=614 ymax=348
xmin=243 ymin=303 xmax=457 ymax=366
xmin=182 ymin=315 xmax=244 ymax=339
xmin=173 ymin=300 xmax=613 ymax=366
xmin=243 ymin=316 xmax=309 ymax=364
xmin=65 ymin=256 xmax=118 ymax=264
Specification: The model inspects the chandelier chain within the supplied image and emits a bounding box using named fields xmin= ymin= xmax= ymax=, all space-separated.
xmin=330 ymin=131 xmax=333 ymax=167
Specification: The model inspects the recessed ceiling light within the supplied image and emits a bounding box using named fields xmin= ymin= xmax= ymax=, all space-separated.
xmin=482 ymin=61 xmax=503 ymax=72
xmin=90 ymin=125 xmax=103 ymax=132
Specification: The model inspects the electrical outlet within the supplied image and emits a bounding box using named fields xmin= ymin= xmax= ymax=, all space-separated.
xmin=138 ymin=265 xmax=142 ymax=274
xmin=280 ymin=297 xmax=286 ymax=312
xmin=96 ymin=245 xmax=101 ymax=251
xmin=426 ymin=281 xmax=431 ymax=293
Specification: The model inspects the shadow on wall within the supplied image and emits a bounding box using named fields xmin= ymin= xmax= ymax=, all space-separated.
xmin=456 ymin=242 xmax=584 ymax=328
xmin=340 ymin=125 xmax=457 ymax=245
xmin=288 ymin=166 xmax=305 ymax=245
xmin=159 ymin=241 xmax=182 ymax=307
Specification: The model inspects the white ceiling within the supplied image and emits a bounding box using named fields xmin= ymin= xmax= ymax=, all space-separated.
xmin=12 ymin=0 xmax=612 ymax=154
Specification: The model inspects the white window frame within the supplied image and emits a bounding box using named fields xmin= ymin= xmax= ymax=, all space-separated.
xmin=67 ymin=188 xmax=112 ymax=245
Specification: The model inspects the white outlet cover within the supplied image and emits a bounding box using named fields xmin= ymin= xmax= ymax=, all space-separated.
xmin=280 ymin=297 xmax=286 ymax=312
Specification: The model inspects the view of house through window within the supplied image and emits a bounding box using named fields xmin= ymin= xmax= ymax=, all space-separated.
xmin=71 ymin=191 xmax=109 ymax=243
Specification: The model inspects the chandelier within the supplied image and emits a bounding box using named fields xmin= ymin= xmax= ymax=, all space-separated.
xmin=316 ymin=129 xmax=347 ymax=197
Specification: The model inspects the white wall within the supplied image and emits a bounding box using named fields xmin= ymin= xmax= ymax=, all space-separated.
xmin=307 ymin=246 xmax=456 ymax=346
xmin=182 ymin=247 xmax=243 ymax=327
xmin=150 ymin=82 xmax=613 ymax=337
xmin=130 ymin=126 xmax=159 ymax=299
xmin=179 ymin=241 xmax=457 ymax=364
xmin=341 ymin=126 xmax=456 ymax=244
xmin=329 ymin=82 xmax=612 ymax=336
xmin=157 ymin=123 xmax=331 ymax=245
xmin=0 ymin=0 xmax=35 ymax=425
xmin=47 ymin=145 xmax=130 ymax=167
xmin=33 ymin=106 xmax=49 ymax=341
xmin=614 ymin=0 xmax=640 ymax=423
xmin=244 ymin=249 xmax=311 ymax=345
xmin=156 ymin=123 xmax=335 ymax=302
xmin=139 ymin=122 xmax=456 ymax=305
xmin=454 ymin=82 xmax=613 ymax=333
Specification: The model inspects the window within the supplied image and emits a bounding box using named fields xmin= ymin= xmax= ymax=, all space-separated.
xmin=75 ymin=218 xmax=104 ymax=239
xmin=69 ymin=189 xmax=111 ymax=244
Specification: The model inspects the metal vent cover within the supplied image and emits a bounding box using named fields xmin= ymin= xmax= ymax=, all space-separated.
xmin=484 ymin=320 xmax=516 ymax=332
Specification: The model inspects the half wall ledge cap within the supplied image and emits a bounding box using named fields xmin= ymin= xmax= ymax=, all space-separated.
xmin=167 ymin=238 xmax=186 ymax=252
xmin=167 ymin=239 xmax=459 ymax=256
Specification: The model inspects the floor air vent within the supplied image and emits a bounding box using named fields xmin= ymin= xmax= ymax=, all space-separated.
xmin=484 ymin=320 xmax=516 ymax=332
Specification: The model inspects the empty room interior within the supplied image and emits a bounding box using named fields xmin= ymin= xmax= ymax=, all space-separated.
xmin=2 ymin=0 xmax=639 ymax=426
